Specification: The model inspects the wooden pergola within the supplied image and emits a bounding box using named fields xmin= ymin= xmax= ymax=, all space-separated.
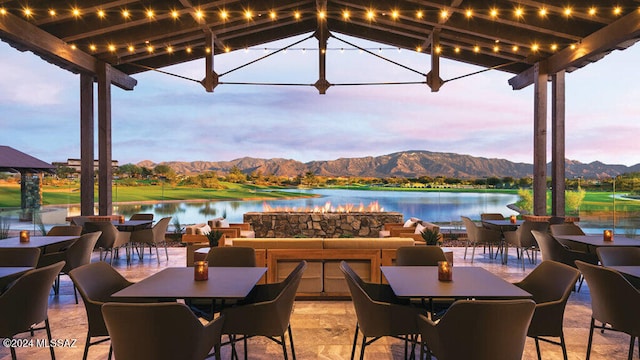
xmin=1 ymin=1 xmax=639 ymax=216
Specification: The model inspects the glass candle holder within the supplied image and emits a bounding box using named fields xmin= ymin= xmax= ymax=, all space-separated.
xmin=437 ymin=261 xmax=452 ymax=281
xmin=603 ymin=230 xmax=613 ymax=242
xmin=119 ymin=215 xmax=125 ymax=224
xmin=19 ymin=230 xmax=30 ymax=243
xmin=509 ymin=215 xmax=517 ymax=224
xmin=194 ymin=261 xmax=209 ymax=281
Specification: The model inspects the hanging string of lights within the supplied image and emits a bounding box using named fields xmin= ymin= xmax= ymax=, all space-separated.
xmin=0 ymin=4 xmax=635 ymax=56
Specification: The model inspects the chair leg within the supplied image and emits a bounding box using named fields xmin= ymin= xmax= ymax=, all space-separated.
xmin=45 ymin=318 xmax=56 ymax=360
xmin=351 ymin=324 xmax=359 ymax=360
xmin=243 ymin=336 xmax=248 ymax=360
xmin=560 ymin=333 xmax=568 ymax=360
xmin=155 ymin=245 xmax=160 ymax=264
xmin=534 ymin=337 xmax=542 ymax=360
xmin=73 ymin=284 xmax=78 ymax=304
xmin=10 ymin=344 xmax=16 ymax=360
xmin=471 ymin=244 xmax=476 ymax=264
xmin=108 ymin=344 xmax=112 ymax=360
xmin=82 ymin=333 xmax=91 ymax=360
xmin=288 ymin=324 xmax=297 ymax=360
xmin=628 ymin=336 xmax=635 ymax=360
xmin=281 ymin=335 xmax=289 ymax=360
xmin=359 ymin=336 xmax=367 ymax=360
xmin=463 ymin=242 xmax=468 ymax=259
xmin=164 ymin=242 xmax=169 ymax=261
xmin=586 ymin=317 xmax=595 ymax=360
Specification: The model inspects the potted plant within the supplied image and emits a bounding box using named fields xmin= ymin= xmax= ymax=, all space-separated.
xmin=420 ymin=227 xmax=441 ymax=246
xmin=206 ymin=230 xmax=225 ymax=248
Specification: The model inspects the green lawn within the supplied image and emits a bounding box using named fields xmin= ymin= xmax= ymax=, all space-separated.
xmin=0 ymin=182 xmax=312 ymax=207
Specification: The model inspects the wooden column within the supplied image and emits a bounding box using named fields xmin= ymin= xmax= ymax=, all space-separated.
xmin=314 ymin=2 xmax=330 ymax=95
xmin=80 ymin=73 xmax=95 ymax=215
xmin=426 ymin=30 xmax=444 ymax=92
xmin=203 ymin=31 xmax=218 ymax=92
xmin=97 ymin=63 xmax=112 ymax=215
xmin=533 ymin=63 xmax=548 ymax=216
xmin=551 ymin=71 xmax=566 ymax=216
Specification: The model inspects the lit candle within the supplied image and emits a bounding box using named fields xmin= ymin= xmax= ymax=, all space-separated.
xmin=510 ymin=215 xmax=517 ymax=224
xmin=194 ymin=261 xmax=209 ymax=281
xmin=438 ymin=261 xmax=452 ymax=281
xmin=603 ymin=230 xmax=613 ymax=242
xmin=19 ymin=230 xmax=30 ymax=243
xmin=119 ymin=215 xmax=125 ymax=224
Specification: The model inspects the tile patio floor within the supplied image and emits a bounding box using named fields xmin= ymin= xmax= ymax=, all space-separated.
xmin=1 ymin=245 xmax=637 ymax=360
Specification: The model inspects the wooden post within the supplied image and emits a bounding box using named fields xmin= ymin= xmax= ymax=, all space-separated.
xmin=80 ymin=73 xmax=95 ymax=215
xmin=97 ymin=63 xmax=112 ymax=215
xmin=551 ymin=71 xmax=566 ymax=216
xmin=533 ymin=63 xmax=548 ymax=216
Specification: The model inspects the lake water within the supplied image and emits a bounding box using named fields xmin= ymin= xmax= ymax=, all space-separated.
xmin=112 ymin=188 xmax=520 ymax=228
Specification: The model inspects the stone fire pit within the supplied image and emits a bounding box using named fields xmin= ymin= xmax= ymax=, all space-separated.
xmin=243 ymin=211 xmax=404 ymax=238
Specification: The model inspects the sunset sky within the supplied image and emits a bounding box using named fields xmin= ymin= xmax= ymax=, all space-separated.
xmin=1 ymin=33 xmax=639 ymax=167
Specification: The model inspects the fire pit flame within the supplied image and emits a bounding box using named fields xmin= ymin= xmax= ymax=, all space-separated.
xmin=263 ymin=201 xmax=384 ymax=213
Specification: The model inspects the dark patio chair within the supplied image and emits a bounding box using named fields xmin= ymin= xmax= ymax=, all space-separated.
xmin=418 ymin=299 xmax=535 ymax=360
xmin=531 ymin=230 xmax=598 ymax=292
xmin=221 ymin=260 xmax=306 ymax=360
xmin=461 ymin=216 xmax=502 ymax=263
xmin=129 ymin=213 xmax=154 ymax=221
xmin=84 ymin=221 xmax=131 ymax=265
xmin=37 ymin=231 xmax=101 ymax=303
xmin=513 ymin=260 xmax=580 ymax=360
xmin=69 ymin=262 xmax=138 ymax=360
xmin=340 ymin=261 xmax=420 ymax=360
xmin=0 ymin=261 xmax=65 ymax=360
xmin=103 ymin=303 xmax=224 ymax=360
xmin=129 ymin=216 xmax=171 ymax=264
xmin=549 ymin=223 xmax=590 ymax=252
xmin=396 ymin=246 xmax=447 ymax=266
xmin=503 ymin=220 xmax=549 ymax=270
xmin=596 ymin=247 xmax=640 ymax=266
xmin=575 ymin=261 xmax=640 ymax=360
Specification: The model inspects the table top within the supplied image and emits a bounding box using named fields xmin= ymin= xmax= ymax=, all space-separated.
xmin=112 ymin=267 xmax=267 ymax=300
xmin=0 ymin=236 xmax=80 ymax=248
xmin=381 ymin=266 xmax=531 ymax=299
xmin=482 ymin=219 xmax=524 ymax=227
xmin=608 ymin=266 xmax=640 ymax=278
xmin=0 ymin=267 xmax=32 ymax=279
xmin=555 ymin=235 xmax=640 ymax=247
xmin=112 ymin=220 xmax=153 ymax=231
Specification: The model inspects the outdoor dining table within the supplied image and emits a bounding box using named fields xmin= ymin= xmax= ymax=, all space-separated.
xmin=380 ymin=266 xmax=531 ymax=299
xmin=0 ymin=235 xmax=80 ymax=249
xmin=0 ymin=266 xmax=32 ymax=291
xmin=554 ymin=234 xmax=640 ymax=254
xmin=112 ymin=267 xmax=267 ymax=300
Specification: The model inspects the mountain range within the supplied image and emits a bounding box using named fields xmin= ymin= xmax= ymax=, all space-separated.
xmin=137 ymin=150 xmax=640 ymax=179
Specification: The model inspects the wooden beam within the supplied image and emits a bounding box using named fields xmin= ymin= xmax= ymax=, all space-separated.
xmin=0 ymin=12 xmax=137 ymax=90
xmin=509 ymin=10 xmax=640 ymax=89
xmin=97 ymin=63 xmax=113 ymax=216
xmin=427 ymin=30 xmax=444 ymax=92
xmin=551 ymin=71 xmax=566 ymax=217
xmin=533 ymin=62 xmax=547 ymax=216
xmin=80 ymin=73 xmax=95 ymax=216
xmin=202 ymin=31 xmax=218 ymax=92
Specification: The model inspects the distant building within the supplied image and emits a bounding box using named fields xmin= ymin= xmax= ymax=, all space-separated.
xmin=52 ymin=159 xmax=119 ymax=172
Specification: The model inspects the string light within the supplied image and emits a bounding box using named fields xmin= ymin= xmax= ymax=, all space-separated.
xmin=2 ymin=5 xmax=627 ymax=58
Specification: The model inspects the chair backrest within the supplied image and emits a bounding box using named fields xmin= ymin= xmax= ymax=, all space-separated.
xmin=550 ymin=223 xmax=585 ymax=236
xmin=47 ymin=225 xmax=83 ymax=236
xmin=0 ymin=261 xmax=65 ymax=337
xmin=596 ymin=247 xmax=640 ymax=266
xmin=84 ymin=221 xmax=118 ymax=249
xmin=129 ymin=213 xmax=154 ymax=221
xmin=65 ymin=231 xmax=101 ymax=270
xmin=420 ymin=299 xmax=535 ymax=360
xmin=515 ymin=260 xmax=580 ymax=304
xmin=0 ymin=247 xmax=41 ymax=267
xmin=531 ymin=230 xmax=568 ymax=263
xmin=514 ymin=221 xmax=549 ymax=248
xmin=575 ymin=261 xmax=640 ymax=335
xmin=151 ymin=217 xmax=172 ymax=242
xmin=206 ymin=246 xmax=256 ymax=267
xmin=460 ymin=216 xmax=478 ymax=242
xmin=480 ymin=213 xmax=505 ymax=220
xmin=69 ymin=262 xmax=133 ymax=336
xmin=102 ymin=303 xmax=224 ymax=360
xmin=396 ymin=246 xmax=446 ymax=266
